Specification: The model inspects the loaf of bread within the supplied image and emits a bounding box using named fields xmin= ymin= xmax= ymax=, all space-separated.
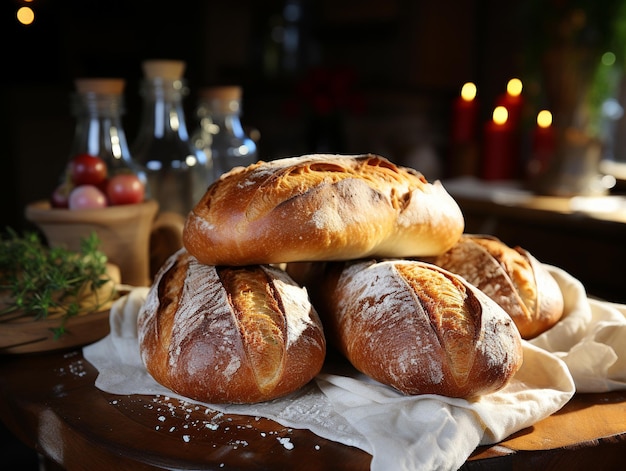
xmin=183 ymin=154 xmax=464 ymax=266
xmin=423 ymin=235 xmax=564 ymax=339
xmin=138 ymin=248 xmax=326 ymax=404
xmin=301 ymin=259 xmax=523 ymax=398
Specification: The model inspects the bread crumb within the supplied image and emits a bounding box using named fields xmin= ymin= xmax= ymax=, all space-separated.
xmin=277 ymin=437 xmax=294 ymax=450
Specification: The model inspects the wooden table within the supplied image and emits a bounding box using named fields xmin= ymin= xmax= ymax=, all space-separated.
xmin=1 ymin=345 xmax=626 ymax=471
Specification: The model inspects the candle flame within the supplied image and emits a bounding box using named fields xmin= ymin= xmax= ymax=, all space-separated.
xmin=537 ymin=110 xmax=552 ymax=128
xmin=460 ymin=82 xmax=477 ymax=102
xmin=506 ymin=78 xmax=523 ymax=97
xmin=493 ymin=106 xmax=508 ymax=125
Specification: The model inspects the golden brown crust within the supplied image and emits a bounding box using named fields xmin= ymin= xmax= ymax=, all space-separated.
xmin=183 ymin=154 xmax=464 ymax=266
xmin=138 ymin=249 xmax=326 ymax=404
xmin=424 ymin=235 xmax=564 ymax=339
xmin=303 ymin=259 xmax=523 ymax=398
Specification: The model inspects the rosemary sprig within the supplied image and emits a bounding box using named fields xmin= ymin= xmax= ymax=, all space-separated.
xmin=0 ymin=228 xmax=116 ymax=338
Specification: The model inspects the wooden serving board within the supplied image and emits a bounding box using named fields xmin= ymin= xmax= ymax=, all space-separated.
xmin=470 ymin=390 xmax=626 ymax=463
xmin=0 ymin=262 xmax=119 ymax=354
xmin=0 ymin=309 xmax=110 ymax=354
xmin=0 ymin=348 xmax=625 ymax=470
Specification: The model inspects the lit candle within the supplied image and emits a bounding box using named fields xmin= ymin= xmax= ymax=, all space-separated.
xmin=528 ymin=110 xmax=556 ymax=177
xmin=482 ymin=105 xmax=517 ymax=180
xmin=451 ymin=82 xmax=479 ymax=143
xmin=496 ymin=78 xmax=523 ymax=129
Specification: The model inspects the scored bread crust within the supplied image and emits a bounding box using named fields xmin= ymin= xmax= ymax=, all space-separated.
xmin=305 ymin=259 xmax=523 ymax=398
xmin=183 ymin=154 xmax=464 ymax=266
xmin=138 ymin=248 xmax=326 ymax=404
xmin=425 ymin=235 xmax=564 ymax=339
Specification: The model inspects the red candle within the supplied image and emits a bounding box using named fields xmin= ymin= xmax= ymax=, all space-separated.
xmin=528 ymin=110 xmax=556 ymax=177
xmin=496 ymin=78 xmax=523 ymax=129
xmin=482 ymin=105 xmax=516 ymax=180
xmin=451 ymin=82 xmax=479 ymax=143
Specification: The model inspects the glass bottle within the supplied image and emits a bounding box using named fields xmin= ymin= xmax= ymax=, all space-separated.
xmin=69 ymin=78 xmax=145 ymax=181
xmin=191 ymin=86 xmax=258 ymax=178
xmin=131 ymin=60 xmax=212 ymax=216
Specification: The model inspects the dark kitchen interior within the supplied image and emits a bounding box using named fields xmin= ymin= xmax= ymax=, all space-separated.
xmin=1 ymin=0 xmax=521 ymax=229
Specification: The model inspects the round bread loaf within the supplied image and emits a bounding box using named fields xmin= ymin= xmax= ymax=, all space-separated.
xmin=424 ymin=234 xmax=564 ymax=339
xmin=138 ymin=248 xmax=326 ymax=404
xmin=308 ymin=259 xmax=523 ymax=398
xmin=183 ymin=154 xmax=464 ymax=266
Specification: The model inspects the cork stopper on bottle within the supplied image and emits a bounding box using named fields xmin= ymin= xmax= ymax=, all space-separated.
xmin=199 ymin=86 xmax=242 ymax=102
xmin=74 ymin=78 xmax=125 ymax=95
xmin=142 ymin=60 xmax=186 ymax=80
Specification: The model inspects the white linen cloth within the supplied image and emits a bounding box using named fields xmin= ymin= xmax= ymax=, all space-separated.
xmin=530 ymin=266 xmax=626 ymax=392
xmin=83 ymin=265 xmax=626 ymax=471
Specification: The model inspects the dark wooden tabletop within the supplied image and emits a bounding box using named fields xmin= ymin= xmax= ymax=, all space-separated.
xmin=1 ymin=346 xmax=626 ymax=470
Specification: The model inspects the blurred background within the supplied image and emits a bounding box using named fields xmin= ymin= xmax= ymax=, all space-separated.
xmin=3 ymin=0 xmax=626 ymax=230
xmin=1 ymin=0 xmax=524 ymax=231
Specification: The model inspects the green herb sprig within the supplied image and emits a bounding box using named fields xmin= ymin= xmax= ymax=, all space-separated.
xmin=0 ymin=229 xmax=115 ymax=338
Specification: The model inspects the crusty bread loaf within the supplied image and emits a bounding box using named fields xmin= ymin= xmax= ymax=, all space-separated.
xmin=298 ymin=259 xmax=523 ymax=398
xmin=138 ymin=248 xmax=326 ymax=404
xmin=183 ymin=154 xmax=464 ymax=266
xmin=424 ymin=235 xmax=564 ymax=339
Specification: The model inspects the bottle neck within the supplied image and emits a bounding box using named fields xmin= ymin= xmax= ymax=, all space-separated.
xmin=72 ymin=90 xmax=126 ymax=117
xmin=192 ymin=96 xmax=257 ymax=178
xmin=70 ymin=92 xmax=135 ymax=172
xmin=196 ymin=99 xmax=245 ymax=137
xmin=136 ymin=78 xmax=191 ymax=140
